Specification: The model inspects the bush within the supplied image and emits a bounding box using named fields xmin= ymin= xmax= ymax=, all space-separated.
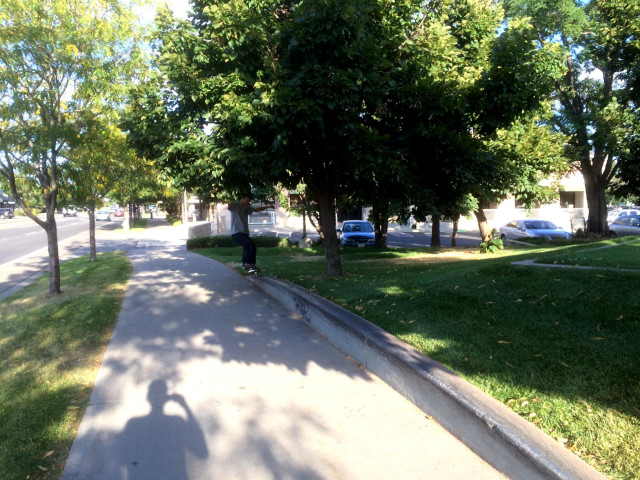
xmin=187 ymin=235 xmax=293 ymax=250
xmin=479 ymin=229 xmax=504 ymax=253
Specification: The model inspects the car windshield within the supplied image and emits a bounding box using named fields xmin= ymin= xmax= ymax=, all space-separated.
xmin=524 ymin=221 xmax=557 ymax=230
xmin=344 ymin=222 xmax=373 ymax=233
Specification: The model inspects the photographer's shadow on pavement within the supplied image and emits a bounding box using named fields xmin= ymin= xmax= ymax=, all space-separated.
xmin=112 ymin=380 xmax=208 ymax=479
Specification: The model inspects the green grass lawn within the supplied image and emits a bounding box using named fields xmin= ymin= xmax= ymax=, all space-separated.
xmin=0 ymin=251 xmax=131 ymax=479
xmin=533 ymin=237 xmax=640 ymax=270
xmin=197 ymin=239 xmax=640 ymax=480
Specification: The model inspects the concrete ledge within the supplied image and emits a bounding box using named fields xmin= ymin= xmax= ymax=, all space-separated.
xmin=187 ymin=222 xmax=212 ymax=239
xmin=252 ymin=276 xmax=606 ymax=480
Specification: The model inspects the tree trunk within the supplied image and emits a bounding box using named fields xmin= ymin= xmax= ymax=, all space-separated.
xmin=430 ymin=214 xmax=441 ymax=248
xmin=374 ymin=216 xmax=389 ymax=248
xmin=451 ymin=219 xmax=459 ymax=247
xmin=372 ymin=201 xmax=389 ymax=248
xmin=45 ymin=213 xmax=62 ymax=295
xmin=583 ymin=168 xmax=609 ymax=235
xmin=475 ymin=206 xmax=492 ymax=242
xmin=89 ymin=205 xmax=97 ymax=261
xmin=302 ymin=211 xmax=307 ymax=238
xmin=316 ymin=190 xmax=342 ymax=276
xmin=123 ymin=203 xmax=130 ymax=231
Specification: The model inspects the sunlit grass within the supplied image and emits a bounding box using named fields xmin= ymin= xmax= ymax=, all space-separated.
xmin=198 ymin=241 xmax=640 ymax=480
xmin=0 ymin=252 xmax=131 ymax=479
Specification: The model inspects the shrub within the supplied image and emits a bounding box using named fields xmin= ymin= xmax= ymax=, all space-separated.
xmin=187 ymin=235 xmax=293 ymax=250
xmin=479 ymin=229 xmax=504 ymax=253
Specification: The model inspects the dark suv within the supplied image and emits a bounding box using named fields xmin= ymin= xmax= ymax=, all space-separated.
xmin=0 ymin=208 xmax=14 ymax=219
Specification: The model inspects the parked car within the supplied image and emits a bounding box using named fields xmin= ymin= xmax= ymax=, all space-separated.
xmin=62 ymin=206 xmax=77 ymax=217
xmin=96 ymin=209 xmax=111 ymax=221
xmin=499 ymin=220 xmax=571 ymax=241
xmin=608 ymin=214 xmax=640 ymax=236
xmin=337 ymin=220 xmax=376 ymax=247
xmin=0 ymin=207 xmax=14 ymax=219
xmin=607 ymin=208 xmax=640 ymax=222
xmin=113 ymin=208 xmax=124 ymax=217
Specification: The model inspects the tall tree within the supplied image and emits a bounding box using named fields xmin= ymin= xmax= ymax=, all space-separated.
xmin=379 ymin=0 xmax=566 ymax=243
xmin=503 ymin=0 xmax=640 ymax=234
xmin=0 ymin=0 xmax=146 ymax=293
xmin=126 ymin=0 xmax=408 ymax=276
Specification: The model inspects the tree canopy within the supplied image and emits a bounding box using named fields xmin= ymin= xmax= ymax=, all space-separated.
xmin=126 ymin=0 xmax=571 ymax=273
xmin=504 ymin=0 xmax=640 ymax=234
xmin=0 ymin=0 xmax=148 ymax=293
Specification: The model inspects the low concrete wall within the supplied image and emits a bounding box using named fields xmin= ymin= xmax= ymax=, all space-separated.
xmin=187 ymin=222 xmax=212 ymax=240
xmin=252 ymin=276 xmax=606 ymax=480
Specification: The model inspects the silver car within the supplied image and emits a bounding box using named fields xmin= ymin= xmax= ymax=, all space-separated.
xmin=608 ymin=215 xmax=640 ymax=236
xmin=499 ymin=220 xmax=571 ymax=241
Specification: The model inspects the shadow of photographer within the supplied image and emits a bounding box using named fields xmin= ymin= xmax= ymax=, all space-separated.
xmin=114 ymin=379 xmax=209 ymax=478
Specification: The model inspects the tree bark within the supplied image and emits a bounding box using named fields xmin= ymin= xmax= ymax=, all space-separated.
xmin=430 ymin=214 xmax=441 ymax=248
xmin=89 ymin=206 xmax=97 ymax=261
xmin=45 ymin=211 xmax=62 ymax=295
xmin=123 ymin=204 xmax=130 ymax=231
xmin=475 ymin=206 xmax=492 ymax=242
xmin=451 ymin=219 xmax=459 ymax=247
xmin=316 ymin=190 xmax=342 ymax=276
xmin=583 ymin=167 xmax=609 ymax=235
xmin=372 ymin=200 xmax=389 ymax=248
xmin=302 ymin=211 xmax=307 ymax=238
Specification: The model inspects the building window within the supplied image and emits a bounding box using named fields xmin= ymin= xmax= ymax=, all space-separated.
xmin=559 ymin=191 xmax=576 ymax=208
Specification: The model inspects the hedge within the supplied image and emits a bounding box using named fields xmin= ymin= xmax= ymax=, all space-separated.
xmin=186 ymin=235 xmax=293 ymax=250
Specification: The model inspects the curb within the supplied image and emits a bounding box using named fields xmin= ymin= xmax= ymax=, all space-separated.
xmin=251 ymin=275 xmax=606 ymax=480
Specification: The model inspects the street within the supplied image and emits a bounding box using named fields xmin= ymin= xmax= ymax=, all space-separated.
xmin=0 ymin=214 xmax=122 ymax=265
xmin=0 ymin=214 xmax=129 ymax=299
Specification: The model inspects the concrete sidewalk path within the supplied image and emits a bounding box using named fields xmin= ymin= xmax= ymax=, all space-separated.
xmin=62 ymin=220 xmax=505 ymax=479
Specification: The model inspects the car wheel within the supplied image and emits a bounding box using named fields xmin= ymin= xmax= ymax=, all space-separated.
xmin=500 ymin=234 xmax=506 ymax=241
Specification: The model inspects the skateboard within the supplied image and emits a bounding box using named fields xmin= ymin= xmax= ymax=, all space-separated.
xmin=244 ymin=265 xmax=262 ymax=277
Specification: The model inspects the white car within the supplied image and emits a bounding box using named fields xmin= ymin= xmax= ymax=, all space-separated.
xmin=607 ymin=208 xmax=640 ymax=222
xmin=96 ymin=209 xmax=111 ymax=221
xmin=62 ymin=207 xmax=77 ymax=217
xmin=499 ymin=220 xmax=571 ymax=241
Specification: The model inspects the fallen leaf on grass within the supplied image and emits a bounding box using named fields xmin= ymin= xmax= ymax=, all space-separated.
xmin=38 ymin=466 xmax=48 ymax=472
xmin=591 ymin=337 xmax=605 ymax=341
xmin=497 ymin=340 xmax=511 ymax=344
xmin=355 ymin=306 xmax=363 ymax=311
xmin=559 ymin=361 xmax=570 ymax=368
xmin=43 ymin=451 xmax=54 ymax=458
xmin=616 ymin=315 xmax=623 ymax=321
xmin=557 ymin=437 xmax=568 ymax=443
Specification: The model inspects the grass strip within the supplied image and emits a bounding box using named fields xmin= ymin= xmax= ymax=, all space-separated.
xmin=0 ymin=251 xmax=131 ymax=479
xmin=197 ymin=242 xmax=640 ymax=480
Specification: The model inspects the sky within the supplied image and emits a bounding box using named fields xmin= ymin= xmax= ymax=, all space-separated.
xmin=165 ymin=0 xmax=191 ymax=18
